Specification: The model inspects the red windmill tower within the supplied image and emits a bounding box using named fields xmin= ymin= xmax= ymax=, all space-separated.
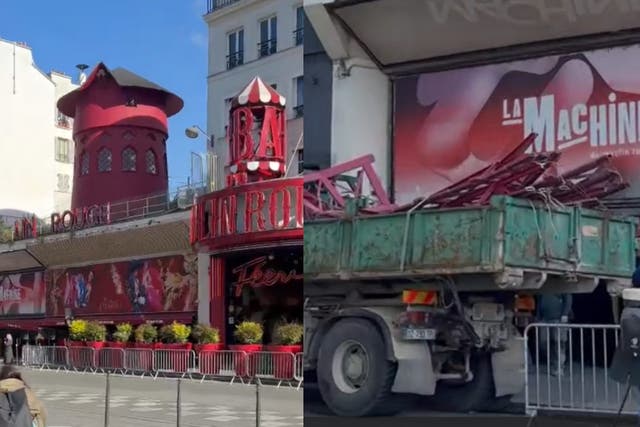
xmin=226 ymin=77 xmax=287 ymax=187
xmin=57 ymin=63 xmax=183 ymax=211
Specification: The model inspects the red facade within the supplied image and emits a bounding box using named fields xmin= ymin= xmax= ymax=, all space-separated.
xmin=191 ymin=77 xmax=303 ymax=344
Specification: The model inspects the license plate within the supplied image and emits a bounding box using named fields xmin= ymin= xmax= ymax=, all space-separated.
xmin=402 ymin=328 xmax=436 ymax=340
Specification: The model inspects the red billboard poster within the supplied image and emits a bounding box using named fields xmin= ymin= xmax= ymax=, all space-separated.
xmin=46 ymin=255 xmax=197 ymax=317
xmin=0 ymin=271 xmax=46 ymax=315
xmin=393 ymin=44 xmax=640 ymax=204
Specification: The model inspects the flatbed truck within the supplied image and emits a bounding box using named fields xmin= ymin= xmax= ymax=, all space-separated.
xmin=303 ymin=196 xmax=636 ymax=416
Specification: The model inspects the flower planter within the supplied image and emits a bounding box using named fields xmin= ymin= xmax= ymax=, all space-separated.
xmin=106 ymin=342 xmax=128 ymax=349
xmin=265 ymin=345 xmax=302 ymax=379
xmin=194 ymin=343 xmax=224 ymax=353
xmin=86 ymin=341 xmax=105 ymax=350
xmin=229 ymin=344 xmax=263 ymax=377
xmin=196 ymin=344 xmax=225 ymax=376
xmin=67 ymin=341 xmax=85 ymax=347
xmin=133 ymin=342 xmax=156 ymax=349
xmin=157 ymin=343 xmax=193 ymax=351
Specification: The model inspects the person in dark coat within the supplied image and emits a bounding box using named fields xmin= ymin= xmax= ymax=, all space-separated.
xmin=537 ymin=294 xmax=573 ymax=376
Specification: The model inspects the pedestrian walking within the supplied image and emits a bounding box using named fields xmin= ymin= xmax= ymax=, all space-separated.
xmin=3 ymin=334 xmax=13 ymax=365
xmin=0 ymin=365 xmax=46 ymax=427
xmin=537 ymin=293 xmax=573 ymax=376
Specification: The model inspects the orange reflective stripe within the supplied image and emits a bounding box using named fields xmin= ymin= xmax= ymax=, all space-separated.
xmin=403 ymin=290 xmax=437 ymax=305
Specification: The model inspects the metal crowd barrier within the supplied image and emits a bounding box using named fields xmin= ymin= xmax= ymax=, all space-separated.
xmin=294 ymin=353 xmax=303 ymax=390
xmin=249 ymin=351 xmax=297 ymax=387
xmin=153 ymin=349 xmax=197 ymax=379
xmin=524 ymin=323 xmax=638 ymax=416
xmin=199 ymin=350 xmax=247 ymax=384
xmin=21 ymin=345 xmax=304 ymax=388
xmin=124 ymin=348 xmax=154 ymax=376
xmin=96 ymin=348 xmax=125 ymax=374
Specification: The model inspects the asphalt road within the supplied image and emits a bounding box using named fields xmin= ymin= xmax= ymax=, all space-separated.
xmin=19 ymin=368 xmax=302 ymax=427
xmin=304 ymin=382 xmax=639 ymax=426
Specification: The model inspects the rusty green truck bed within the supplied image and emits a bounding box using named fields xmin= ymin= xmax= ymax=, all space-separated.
xmin=304 ymin=196 xmax=637 ymax=283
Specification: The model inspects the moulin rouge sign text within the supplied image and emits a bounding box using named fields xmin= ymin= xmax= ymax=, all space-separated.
xmin=198 ymin=180 xmax=303 ymax=240
xmin=231 ymin=256 xmax=302 ymax=297
xmin=13 ymin=204 xmax=111 ymax=240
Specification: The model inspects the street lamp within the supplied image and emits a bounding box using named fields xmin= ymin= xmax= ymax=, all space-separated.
xmin=184 ymin=125 xmax=218 ymax=192
xmin=184 ymin=125 xmax=213 ymax=150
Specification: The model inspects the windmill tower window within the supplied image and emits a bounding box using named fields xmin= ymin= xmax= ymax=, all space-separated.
xmin=98 ymin=148 xmax=112 ymax=172
xmin=145 ymin=149 xmax=158 ymax=175
xmin=122 ymin=147 xmax=137 ymax=171
xmin=81 ymin=152 xmax=90 ymax=175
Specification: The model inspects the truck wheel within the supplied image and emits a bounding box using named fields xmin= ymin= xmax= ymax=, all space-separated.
xmin=317 ymin=318 xmax=401 ymax=416
xmin=428 ymin=353 xmax=494 ymax=413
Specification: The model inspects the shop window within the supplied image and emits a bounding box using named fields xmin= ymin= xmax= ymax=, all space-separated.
xmin=145 ymin=149 xmax=157 ymax=175
xmin=225 ymin=249 xmax=303 ymax=344
xmin=81 ymin=152 xmax=89 ymax=175
xmin=122 ymin=147 xmax=137 ymax=171
xmin=98 ymin=148 xmax=112 ymax=172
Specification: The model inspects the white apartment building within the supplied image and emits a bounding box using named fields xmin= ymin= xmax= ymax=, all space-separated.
xmin=0 ymin=38 xmax=78 ymax=219
xmin=204 ymin=0 xmax=304 ymax=188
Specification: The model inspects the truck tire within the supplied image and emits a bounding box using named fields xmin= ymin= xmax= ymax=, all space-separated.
xmin=427 ymin=353 xmax=494 ymax=413
xmin=316 ymin=318 xmax=402 ymax=416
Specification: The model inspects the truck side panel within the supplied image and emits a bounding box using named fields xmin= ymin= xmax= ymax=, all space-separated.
xmin=304 ymin=196 xmax=636 ymax=280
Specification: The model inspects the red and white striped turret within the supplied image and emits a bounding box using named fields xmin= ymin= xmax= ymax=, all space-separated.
xmin=226 ymin=77 xmax=288 ymax=186
xmin=233 ymin=77 xmax=286 ymax=107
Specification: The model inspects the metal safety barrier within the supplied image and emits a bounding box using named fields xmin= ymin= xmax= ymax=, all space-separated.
xmin=124 ymin=348 xmax=154 ymax=376
xmin=67 ymin=346 xmax=97 ymax=373
xmin=22 ymin=345 xmax=69 ymax=372
xmin=249 ymin=352 xmax=297 ymax=387
xmin=198 ymin=350 xmax=248 ymax=384
xmin=153 ymin=349 xmax=197 ymax=379
xmin=294 ymin=353 xmax=303 ymax=390
xmin=524 ymin=323 xmax=638 ymax=415
xmin=96 ymin=348 xmax=126 ymax=374
xmin=21 ymin=345 xmax=305 ymax=388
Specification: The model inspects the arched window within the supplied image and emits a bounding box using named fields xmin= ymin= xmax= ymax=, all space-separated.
xmin=145 ymin=149 xmax=157 ymax=175
xmin=122 ymin=147 xmax=137 ymax=171
xmin=98 ymin=148 xmax=112 ymax=172
xmin=81 ymin=152 xmax=90 ymax=175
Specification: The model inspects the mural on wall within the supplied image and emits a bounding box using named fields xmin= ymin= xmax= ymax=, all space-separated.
xmin=0 ymin=271 xmax=46 ymax=315
xmin=393 ymin=44 xmax=640 ymax=203
xmin=46 ymin=255 xmax=197 ymax=316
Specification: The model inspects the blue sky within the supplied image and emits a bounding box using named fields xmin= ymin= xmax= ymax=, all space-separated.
xmin=1 ymin=0 xmax=209 ymax=192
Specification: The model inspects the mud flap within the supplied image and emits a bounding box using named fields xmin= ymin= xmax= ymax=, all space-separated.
xmin=361 ymin=307 xmax=437 ymax=396
xmin=491 ymin=330 xmax=526 ymax=397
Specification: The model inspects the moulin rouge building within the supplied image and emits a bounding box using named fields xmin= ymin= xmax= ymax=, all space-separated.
xmin=190 ymin=77 xmax=303 ymax=345
xmin=0 ymin=66 xmax=302 ymax=347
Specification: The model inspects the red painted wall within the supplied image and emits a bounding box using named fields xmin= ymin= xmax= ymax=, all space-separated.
xmin=66 ymin=71 xmax=174 ymax=209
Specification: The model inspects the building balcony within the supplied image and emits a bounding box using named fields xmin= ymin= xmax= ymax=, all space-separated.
xmin=293 ymin=28 xmax=304 ymax=46
xmin=226 ymin=51 xmax=244 ymax=70
xmin=206 ymin=0 xmax=241 ymax=14
xmin=258 ymin=39 xmax=277 ymax=58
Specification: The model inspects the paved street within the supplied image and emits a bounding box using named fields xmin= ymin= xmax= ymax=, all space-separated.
xmin=20 ymin=368 xmax=302 ymax=427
